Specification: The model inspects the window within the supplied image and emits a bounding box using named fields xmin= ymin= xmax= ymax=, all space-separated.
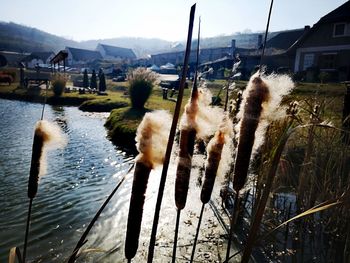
xmin=303 ymin=53 xmax=314 ymax=70
xmin=333 ymin=23 xmax=346 ymax=37
xmin=319 ymin=53 xmax=337 ymax=70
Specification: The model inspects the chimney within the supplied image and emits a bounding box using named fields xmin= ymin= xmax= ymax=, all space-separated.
xmin=304 ymin=25 xmax=310 ymax=31
xmin=231 ymin=39 xmax=236 ymax=58
xmin=257 ymin=34 xmax=263 ymax=49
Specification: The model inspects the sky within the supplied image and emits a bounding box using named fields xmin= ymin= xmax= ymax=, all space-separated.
xmin=0 ymin=0 xmax=348 ymax=42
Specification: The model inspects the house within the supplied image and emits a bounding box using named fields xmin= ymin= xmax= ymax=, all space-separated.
xmin=293 ymin=1 xmax=350 ymax=81
xmin=96 ymin=43 xmax=136 ymax=62
xmin=65 ymin=46 xmax=102 ymax=66
xmin=22 ymin=51 xmax=55 ymax=68
xmin=0 ymin=51 xmax=30 ymax=67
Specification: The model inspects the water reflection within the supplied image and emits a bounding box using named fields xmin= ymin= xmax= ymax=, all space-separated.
xmin=0 ymin=99 xmax=133 ymax=262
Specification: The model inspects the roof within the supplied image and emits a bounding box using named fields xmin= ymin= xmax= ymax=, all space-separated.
xmin=0 ymin=51 xmax=29 ymax=66
xmin=266 ymin=29 xmax=305 ymax=50
xmin=287 ymin=1 xmax=350 ymax=52
xmin=50 ymin=50 xmax=68 ymax=64
xmin=317 ymin=1 xmax=350 ymax=24
xmin=99 ymin=44 xmax=136 ymax=59
xmin=66 ymin=47 xmax=102 ymax=61
xmin=160 ymin=62 xmax=175 ymax=69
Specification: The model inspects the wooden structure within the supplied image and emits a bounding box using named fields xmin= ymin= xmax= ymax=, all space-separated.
xmin=50 ymin=50 xmax=68 ymax=72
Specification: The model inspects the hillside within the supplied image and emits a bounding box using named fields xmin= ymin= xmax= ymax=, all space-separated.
xmin=0 ymin=21 xmax=284 ymax=58
xmin=0 ymin=22 xmax=80 ymax=53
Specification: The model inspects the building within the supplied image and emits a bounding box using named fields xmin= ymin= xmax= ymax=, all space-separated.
xmin=293 ymin=1 xmax=350 ymax=81
xmin=0 ymin=51 xmax=30 ymax=67
xmin=197 ymin=29 xmax=308 ymax=79
xmin=96 ymin=43 xmax=136 ymax=62
xmin=22 ymin=51 xmax=55 ymax=68
xmin=65 ymin=46 xmax=102 ymax=66
xmin=151 ymin=40 xmax=237 ymax=67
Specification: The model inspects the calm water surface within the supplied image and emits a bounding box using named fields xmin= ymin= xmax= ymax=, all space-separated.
xmin=0 ymin=99 xmax=134 ymax=262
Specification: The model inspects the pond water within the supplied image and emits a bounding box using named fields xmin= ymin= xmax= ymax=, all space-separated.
xmin=0 ymin=98 xmax=232 ymax=263
xmin=0 ymin=99 xmax=133 ymax=262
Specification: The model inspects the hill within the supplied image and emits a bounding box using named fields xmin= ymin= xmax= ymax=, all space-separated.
xmin=0 ymin=22 xmax=80 ymax=53
xmin=0 ymin=21 xmax=285 ymax=58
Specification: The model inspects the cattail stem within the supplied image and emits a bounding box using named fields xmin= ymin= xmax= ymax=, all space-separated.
xmin=68 ymin=165 xmax=132 ymax=263
xmin=171 ymin=209 xmax=181 ymax=263
xmin=240 ymin=124 xmax=293 ymax=263
xmin=259 ymin=0 xmax=274 ymax=70
xmin=225 ymin=191 xmax=240 ymax=261
xmin=147 ymin=5 xmax=195 ymax=262
xmin=23 ymin=198 xmax=33 ymax=263
xmin=190 ymin=203 xmax=205 ymax=263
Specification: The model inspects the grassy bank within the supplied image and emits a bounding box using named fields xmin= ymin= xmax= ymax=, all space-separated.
xmin=0 ymin=82 xmax=131 ymax=108
xmin=1 ymin=80 xmax=347 ymax=152
xmin=106 ymin=80 xmax=346 ymax=154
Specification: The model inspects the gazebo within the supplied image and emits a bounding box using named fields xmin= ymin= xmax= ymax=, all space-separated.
xmin=50 ymin=50 xmax=68 ymax=72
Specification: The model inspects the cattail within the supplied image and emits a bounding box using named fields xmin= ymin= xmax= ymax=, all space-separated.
xmin=200 ymin=130 xmax=225 ymax=204
xmin=233 ymin=74 xmax=270 ymax=192
xmin=125 ymin=110 xmax=171 ymax=260
xmin=125 ymin=160 xmax=152 ymax=260
xmin=233 ymin=71 xmax=294 ymax=191
xmin=175 ymin=128 xmax=197 ymax=209
xmin=25 ymin=120 xmax=65 ymax=263
xmin=28 ymin=120 xmax=66 ymax=199
xmin=174 ymin=84 xmax=199 ymax=210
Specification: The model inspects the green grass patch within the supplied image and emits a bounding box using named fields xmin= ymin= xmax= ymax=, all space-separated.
xmin=79 ymin=98 xmax=129 ymax=112
xmin=105 ymin=107 xmax=151 ymax=153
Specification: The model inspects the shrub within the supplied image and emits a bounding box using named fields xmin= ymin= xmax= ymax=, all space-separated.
xmin=128 ymin=68 xmax=158 ymax=109
xmin=52 ymin=74 xmax=66 ymax=96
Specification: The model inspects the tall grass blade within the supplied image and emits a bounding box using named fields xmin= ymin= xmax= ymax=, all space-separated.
xmin=147 ymin=4 xmax=196 ymax=262
xmin=240 ymin=123 xmax=294 ymax=263
xmin=68 ymin=165 xmax=132 ymax=263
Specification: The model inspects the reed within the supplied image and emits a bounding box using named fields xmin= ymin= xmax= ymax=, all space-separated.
xmin=147 ymin=6 xmax=196 ymax=263
xmin=172 ymin=60 xmax=199 ymax=263
xmin=232 ymin=74 xmax=270 ymax=192
xmin=23 ymin=120 xmax=65 ymax=262
xmin=124 ymin=110 xmax=172 ymax=261
xmin=226 ymin=72 xmax=294 ymax=261
xmin=68 ymin=165 xmax=133 ymax=263
xmin=190 ymin=115 xmax=233 ymax=262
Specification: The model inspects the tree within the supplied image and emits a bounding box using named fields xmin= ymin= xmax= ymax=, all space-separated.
xmin=90 ymin=70 xmax=97 ymax=90
xmin=128 ymin=67 xmax=158 ymax=109
xmin=99 ymin=72 xmax=106 ymax=93
xmin=83 ymin=69 xmax=89 ymax=89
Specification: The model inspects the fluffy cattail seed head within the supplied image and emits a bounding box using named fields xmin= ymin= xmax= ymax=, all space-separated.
xmin=28 ymin=120 xmax=66 ymax=199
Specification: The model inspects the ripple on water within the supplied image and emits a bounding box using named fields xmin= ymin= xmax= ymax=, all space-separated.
xmin=0 ymin=99 xmax=134 ymax=262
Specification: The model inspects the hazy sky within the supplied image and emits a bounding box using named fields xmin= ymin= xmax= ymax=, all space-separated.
xmin=0 ymin=0 xmax=347 ymax=42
